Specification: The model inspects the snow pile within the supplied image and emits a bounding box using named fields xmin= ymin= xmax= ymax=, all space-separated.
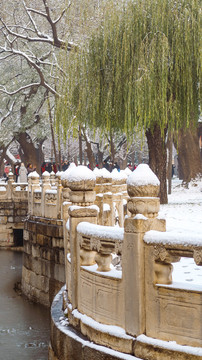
xmin=127 ymin=164 xmax=160 ymax=186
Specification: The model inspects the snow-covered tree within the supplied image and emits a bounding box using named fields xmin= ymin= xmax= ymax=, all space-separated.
xmin=57 ymin=0 xmax=201 ymax=203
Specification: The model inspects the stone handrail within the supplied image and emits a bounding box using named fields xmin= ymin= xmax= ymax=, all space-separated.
xmin=0 ymin=173 xmax=28 ymax=201
xmin=28 ymin=168 xmax=128 ymax=226
xmin=77 ymin=221 xmax=123 ymax=271
xmin=62 ymin=164 xmax=202 ymax=358
xmin=143 ymin=232 xmax=202 ymax=348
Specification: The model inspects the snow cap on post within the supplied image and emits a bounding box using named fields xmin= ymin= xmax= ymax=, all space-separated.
xmin=95 ymin=167 xmax=112 ymax=184
xmin=67 ymin=165 xmax=96 ymax=191
xmin=127 ymin=164 xmax=160 ymax=197
xmin=28 ymin=170 xmax=40 ymax=179
xmin=60 ymin=163 xmax=76 ymax=188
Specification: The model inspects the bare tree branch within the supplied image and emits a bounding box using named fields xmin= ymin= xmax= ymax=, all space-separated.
xmin=0 ymin=100 xmax=16 ymax=124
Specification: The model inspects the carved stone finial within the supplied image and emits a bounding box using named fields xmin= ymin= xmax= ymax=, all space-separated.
xmin=126 ymin=164 xmax=160 ymax=217
xmin=66 ymin=166 xmax=96 ymax=205
xmin=42 ymin=170 xmax=50 ymax=184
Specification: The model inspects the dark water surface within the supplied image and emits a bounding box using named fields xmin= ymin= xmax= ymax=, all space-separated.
xmin=0 ymin=250 xmax=50 ymax=360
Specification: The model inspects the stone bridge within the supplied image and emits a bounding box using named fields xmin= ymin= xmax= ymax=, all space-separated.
xmin=1 ymin=167 xmax=201 ymax=360
xmin=0 ymin=172 xmax=28 ymax=247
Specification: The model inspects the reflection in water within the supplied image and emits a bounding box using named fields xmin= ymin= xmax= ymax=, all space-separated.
xmin=0 ymin=250 xmax=50 ymax=360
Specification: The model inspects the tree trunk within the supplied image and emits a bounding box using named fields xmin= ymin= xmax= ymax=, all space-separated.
xmin=167 ymin=131 xmax=173 ymax=194
xmin=146 ymin=124 xmax=168 ymax=204
xmin=81 ymin=128 xmax=96 ymax=169
xmin=0 ymin=144 xmax=10 ymax=176
xmin=79 ymin=126 xmax=82 ymax=165
xmin=48 ymin=104 xmax=59 ymax=171
xmin=110 ymin=133 xmax=115 ymax=165
xmin=97 ymin=148 xmax=103 ymax=168
xmin=17 ymin=133 xmax=44 ymax=173
xmin=177 ymin=126 xmax=202 ymax=183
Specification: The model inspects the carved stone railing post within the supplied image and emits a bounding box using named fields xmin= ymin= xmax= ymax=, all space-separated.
xmin=103 ymin=192 xmax=114 ymax=226
xmin=56 ymin=172 xmax=62 ymax=219
xmin=50 ymin=171 xmax=56 ymax=186
xmin=113 ymin=193 xmax=124 ymax=227
xmin=28 ymin=172 xmax=40 ymax=215
xmin=7 ymin=172 xmax=14 ymax=200
xmin=94 ymin=169 xmax=112 ymax=225
xmin=41 ymin=171 xmax=51 ymax=217
xmin=61 ymin=176 xmax=71 ymax=279
xmin=67 ymin=166 xmax=98 ymax=310
xmin=123 ymin=164 xmax=165 ymax=337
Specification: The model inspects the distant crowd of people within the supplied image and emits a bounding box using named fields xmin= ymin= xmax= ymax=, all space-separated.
xmin=3 ymin=158 xmax=137 ymax=183
xmin=41 ymin=160 xmax=70 ymax=174
xmin=88 ymin=160 xmax=137 ymax=172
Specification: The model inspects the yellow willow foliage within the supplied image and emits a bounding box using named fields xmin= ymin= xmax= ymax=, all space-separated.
xmin=56 ymin=0 xmax=201 ymax=138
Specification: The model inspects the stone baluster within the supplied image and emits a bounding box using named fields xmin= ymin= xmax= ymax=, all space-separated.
xmin=94 ymin=171 xmax=112 ymax=226
xmin=123 ymin=164 xmax=165 ymax=337
xmin=28 ymin=172 xmax=40 ymax=216
xmin=103 ymin=192 xmax=114 ymax=226
xmin=41 ymin=171 xmax=51 ymax=217
xmin=94 ymin=193 xmax=103 ymax=225
xmin=56 ymin=172 xmax=62 ymax=219
xmin=50 ymin=171 xmax=56 ymax=186
xmin=113 ymin=193 xmax=124 ymax=227
xmin=67 ymin=166 xmax=98 ymax=311
xmin=95 ymin=250 xmax=112 ymax=272
xmin=61 ymin=176 xmax=71 ymax=281
xmin=153 ymin=246 xmax=180 ymax=285
xmin=79 ymin=236 xmax=97 ymax=266
xmin=7 ymin=172 xmax=14 ymax=200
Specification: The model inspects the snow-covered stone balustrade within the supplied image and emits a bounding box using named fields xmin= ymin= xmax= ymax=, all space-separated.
xmin=0 ymin=172 xmax=28 ymax=246
xmin=50 ymin=164 xmax=202 ymax=360
xmin=28 ymin=171 xmax=60 ymax=219
xmin=28 ymin=167 xmax=128 ymax=227
xmin=94 ymin=168 xmax=127 ymax=227
xmin=0 ymin=172 xmax=28 ymax=201
xmin=143 ymin=230 xmax=202 ymax=350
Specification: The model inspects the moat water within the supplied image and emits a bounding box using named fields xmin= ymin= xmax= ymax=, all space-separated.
xmin=0 ymin=250 xmax=50 ymax=360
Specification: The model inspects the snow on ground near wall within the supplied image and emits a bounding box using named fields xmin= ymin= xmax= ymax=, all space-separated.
xmin=157 ymin=177 xmax=202 ymax=290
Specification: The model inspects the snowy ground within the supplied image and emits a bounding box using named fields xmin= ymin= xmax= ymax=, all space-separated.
xmin=159 ymin=177 xmax=202 ymax=288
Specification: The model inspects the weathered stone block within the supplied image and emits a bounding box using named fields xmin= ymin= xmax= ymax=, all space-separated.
xmin=0 ymin=216 xmax=8 ymax=224
xmin=36 ymin=234 xmax=51 ymax=247
xmin=54 ymin=263 xmax=65 ymax=283
xmin=32 ymin=244 xmax=41 ymax=258
xmin=23 ymin=229 xmax=29 ymax=241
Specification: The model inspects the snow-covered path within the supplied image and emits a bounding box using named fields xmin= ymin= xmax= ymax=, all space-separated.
xmin=158 ymin=178 xmax=202 ymax=289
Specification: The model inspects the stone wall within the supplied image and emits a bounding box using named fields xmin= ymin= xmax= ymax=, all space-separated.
xmin=0 ymin=200 xmax=28 ymax=246
xmin=22 ymin=216 xmax=65 ymax=307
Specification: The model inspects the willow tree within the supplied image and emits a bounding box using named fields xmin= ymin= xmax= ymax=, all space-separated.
xmin=56 ymin=0 xmax=201 ymax=203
